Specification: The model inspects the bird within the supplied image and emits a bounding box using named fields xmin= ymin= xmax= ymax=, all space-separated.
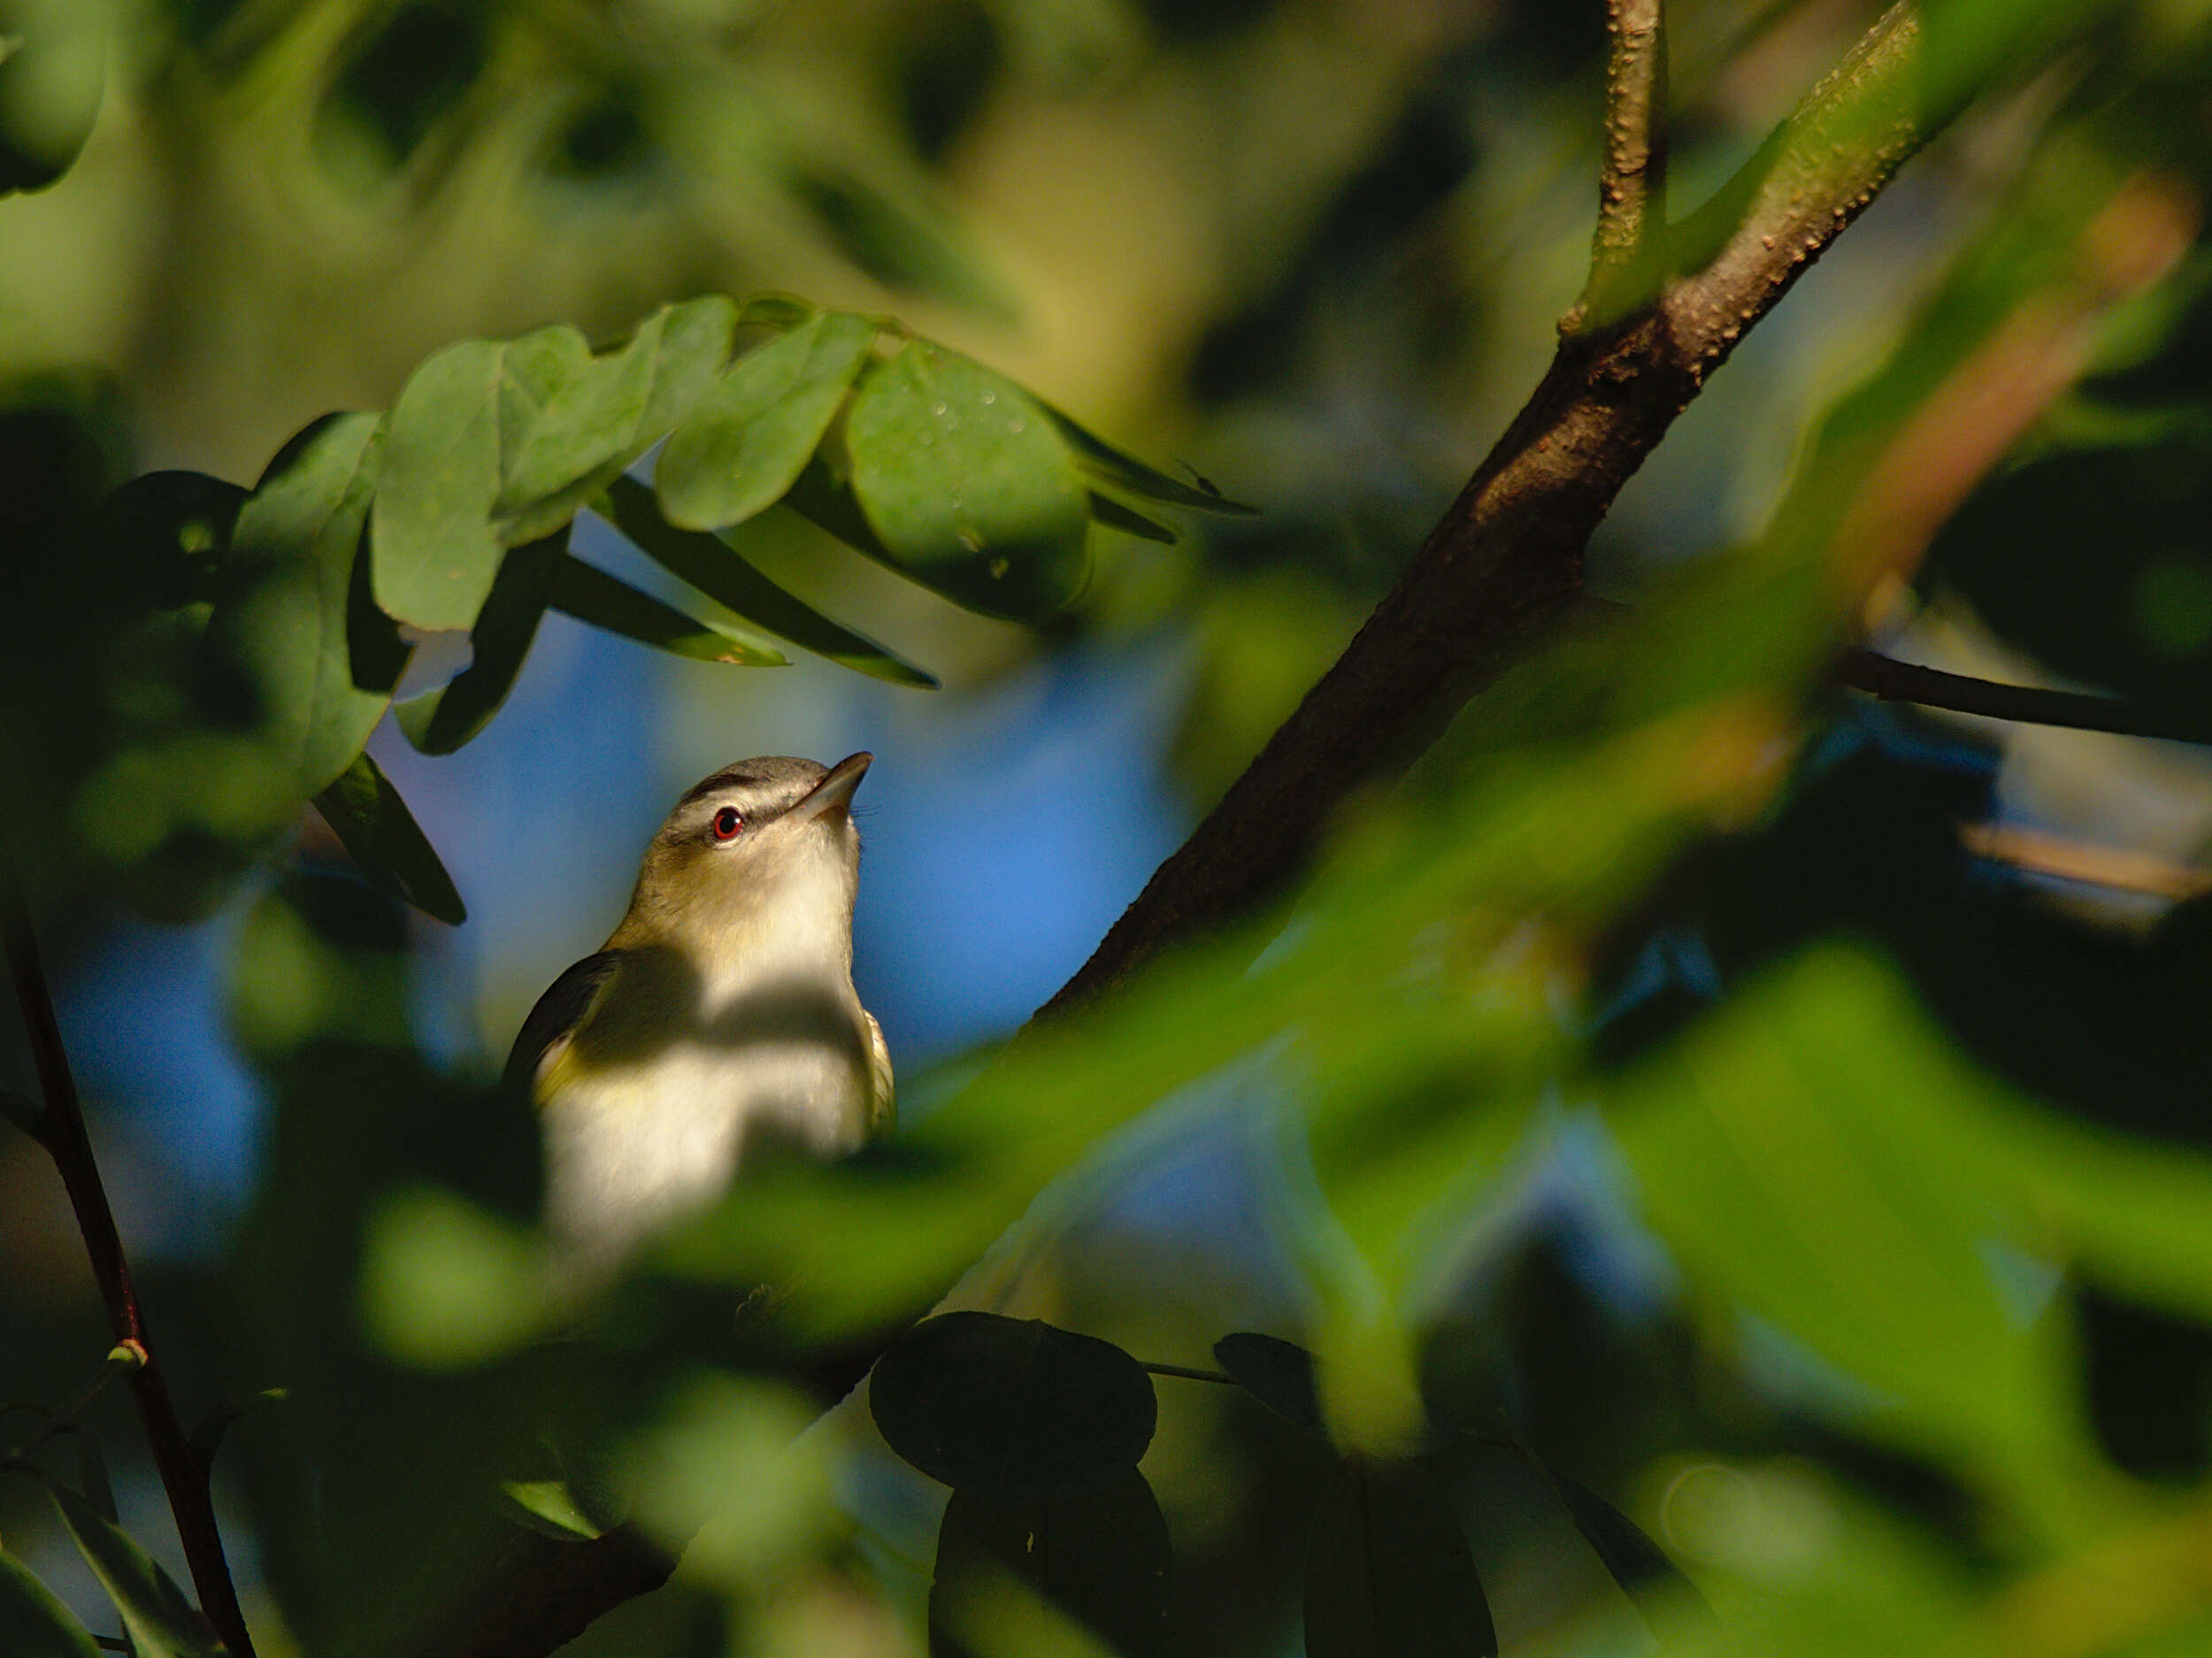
xmin=506 ymin=752 xmax=893 ymax=1283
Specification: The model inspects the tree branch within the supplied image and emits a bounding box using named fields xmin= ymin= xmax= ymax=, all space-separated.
xmin=2 ymin=872 xmax=258 ymax=1658
xmin=1836 ymin=649 xmax=2212 ymax=745
xmin=1571 ymin=0 xmax=1670 ymax=329
xmin=1041 ymin=1 xmax=1925 ymax=1019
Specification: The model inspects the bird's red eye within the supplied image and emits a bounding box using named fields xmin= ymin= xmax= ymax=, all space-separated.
xmin=711 ymin=806 xmax=744 ymax=841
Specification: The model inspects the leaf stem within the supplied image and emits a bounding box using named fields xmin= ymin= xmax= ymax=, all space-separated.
xmin=2 ymin=871 xmax=258 ymax=1658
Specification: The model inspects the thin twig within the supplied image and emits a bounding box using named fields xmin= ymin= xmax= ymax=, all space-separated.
xmin=1571 ymin=0 xmax=1670 ymax=328
xmin=1836 ymin=648 xmax=2212 ymax=744
xmin=2 ymin=872 xmax=257 ymax=1658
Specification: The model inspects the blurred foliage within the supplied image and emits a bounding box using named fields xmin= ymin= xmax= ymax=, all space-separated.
xmin=12 ymin=1 xmax=2212 ymax=1657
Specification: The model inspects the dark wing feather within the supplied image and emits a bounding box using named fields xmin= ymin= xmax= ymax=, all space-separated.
xmin=504 ymin=950 xmax=626 ymax=1099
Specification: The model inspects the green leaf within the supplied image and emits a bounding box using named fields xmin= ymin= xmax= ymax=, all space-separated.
xmin=595 ymin=473 xmax=936 ymax=687
xmin=870 ymin=1312 xmax=1157 ymax=1501
xmin=373 ymin=337 xmax=513 ymax=630
xmin=1087 ymin=492 xmax=1176 ymax=544
xmin=1042 ymin=405 xmax=1256 ymax=514
xmin=311 ymin=750 xmax=466 ymax=925
xmin=931 ymin=1468 xmax=1169 ymax=1658
xmin=1303 ymin=1455 xmax=1495 ymax=1658
xmin=495 ymin=296 xmax=738 ymax=545
xmin=1542 ymin=1469 xmax=1713 ymax=1636
xmin=358 ymin=1186 xmax=552 ymax=1368
xmin=549 ymin=554 xmax=785 ymax=665
xmin=49 ymin=1482 xmax=227 ymax=1658
xmin=1211 ymin=1332 xmax=1325 ymax=1435
xmin=845 ymin=342 xmax=1091 ymax=619
xmin=0 ymin=0 xmax=107 ymax=196
xmin=495 ymin=1479 xmax=604 ymax=1542
xmin=213 ymin=412 xmax=405 ymax=796
xmin=0 ymin=1549 xmax=102 ymax=1658
xmin=657 ymin=309 xmax=877 ymax=531
xmin=395 ymin=526 xmax=566 ymax=755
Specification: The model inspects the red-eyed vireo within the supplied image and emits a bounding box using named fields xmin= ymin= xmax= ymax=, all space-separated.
xmin=507 ymin=753 xmax=893 ymax=1281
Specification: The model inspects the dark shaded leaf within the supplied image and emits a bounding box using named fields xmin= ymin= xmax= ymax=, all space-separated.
xmin=549 ymin=554 xmax=785 ymax=665
xmin=1548 ymin=1470 xmax=1714 ymax=1636
xmin=395 ymin=526 xmax=566 ymax=754
xmin=657 ymin=309 xmax=876 ymax=531
xmin=1303 ymin=1455 xmax=1495 ymax=1658
xmin=88 ymin=472 xmax=248 ymax=608
xmin=1043 ymin=405 xmax=1257 ymax=513
xmin=0 ymin=0 xmax=105 ymax=195
xmin=49 ymin=1482 xmax=227 ymax=1658
xmin=311 ymin=749 xmax=466 ymax=925
xmin=871 ymin=1311 xmax=1157 ymax=1501
xmin=1211 ymin=1332 xmax=1325 ymax=1434
xmin=0 ymin=1549 xmax=101 ymax=1658
xmin=213 ymin=412 xmax=404 ymax=794
xmin=68 ymin=1425 xmax=117 ymax=1524
xmin=845 ymin=342 xmax=1089 ymax=619
xmin=595 ymin=473 xmax=935 ymax=687
xmin=931 ymin=1468 xmax=1169 ymax=1658
xmin=0 ymin=1085 xmax=43 ymax=1140
xmin=1087 ymin=492 xmax=1176 ymax=544
xmin=495 ymin=296 xmax=737 ymax=545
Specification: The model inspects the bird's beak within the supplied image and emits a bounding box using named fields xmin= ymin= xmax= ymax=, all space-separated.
xmin=790 ymin=751 xmax=872 ymax=824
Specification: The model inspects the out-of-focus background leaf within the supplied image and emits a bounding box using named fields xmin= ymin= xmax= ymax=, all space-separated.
xmin=12 ymin=2 xmax=2212 ymax=1656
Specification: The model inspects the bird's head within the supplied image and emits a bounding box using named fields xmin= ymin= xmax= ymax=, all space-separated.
xmin=618 ymin=752 xmax=872 ymax=954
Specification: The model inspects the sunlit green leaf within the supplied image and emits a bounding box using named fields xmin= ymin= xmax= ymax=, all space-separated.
xmin=1303 ymin=1455 xmax=1495 ymax=1658
xmin=1043 ymin=404 xmax=1256 ymax=513
xmin=496 ymin=1479 xmax=604 ymax=1542
xmin=932 ymin=1469 xmax=1169 ymax=1658
xmin=495 ymin=296 xmax=737 ymax=545
xmin=657 ymin=309 xmax=876 ymax=531
xmin=871 ymin=1312 xmax=1157 ymax=1501
xmin=595 ymin=473 xmax=936 ymax=686
xmin=0 ymin=1548 xmax=102 ymax=1658
xmin=311 ymin=749 xmax=466 ymax=925
xmin=0 ymin=0 xmax=106 ymax=195
xmin=845 ymin=342 xmax=1090 ymax=619
xmin=395 ymin=526 xmax=565 ymax=755
xmin=549 ymin=554 xmax=785 ymax=665
xmin=1610 ymin=949 xmax=2093 ymax=1521
xmin=373 ymin=337 xmax=514 ymax=629
xmin=49 ymin=1482 xmax=227 ymax=1658
xmin=621 ymin=1372 xmax=836 ymax=1589
xmin=213 ymin=411 xmax=403 ymax=795
xmin=1212 ymin=1332 xmax=1325 ymax=1435
xmin=358 ymin=1186 xmax=552 ymax=1368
